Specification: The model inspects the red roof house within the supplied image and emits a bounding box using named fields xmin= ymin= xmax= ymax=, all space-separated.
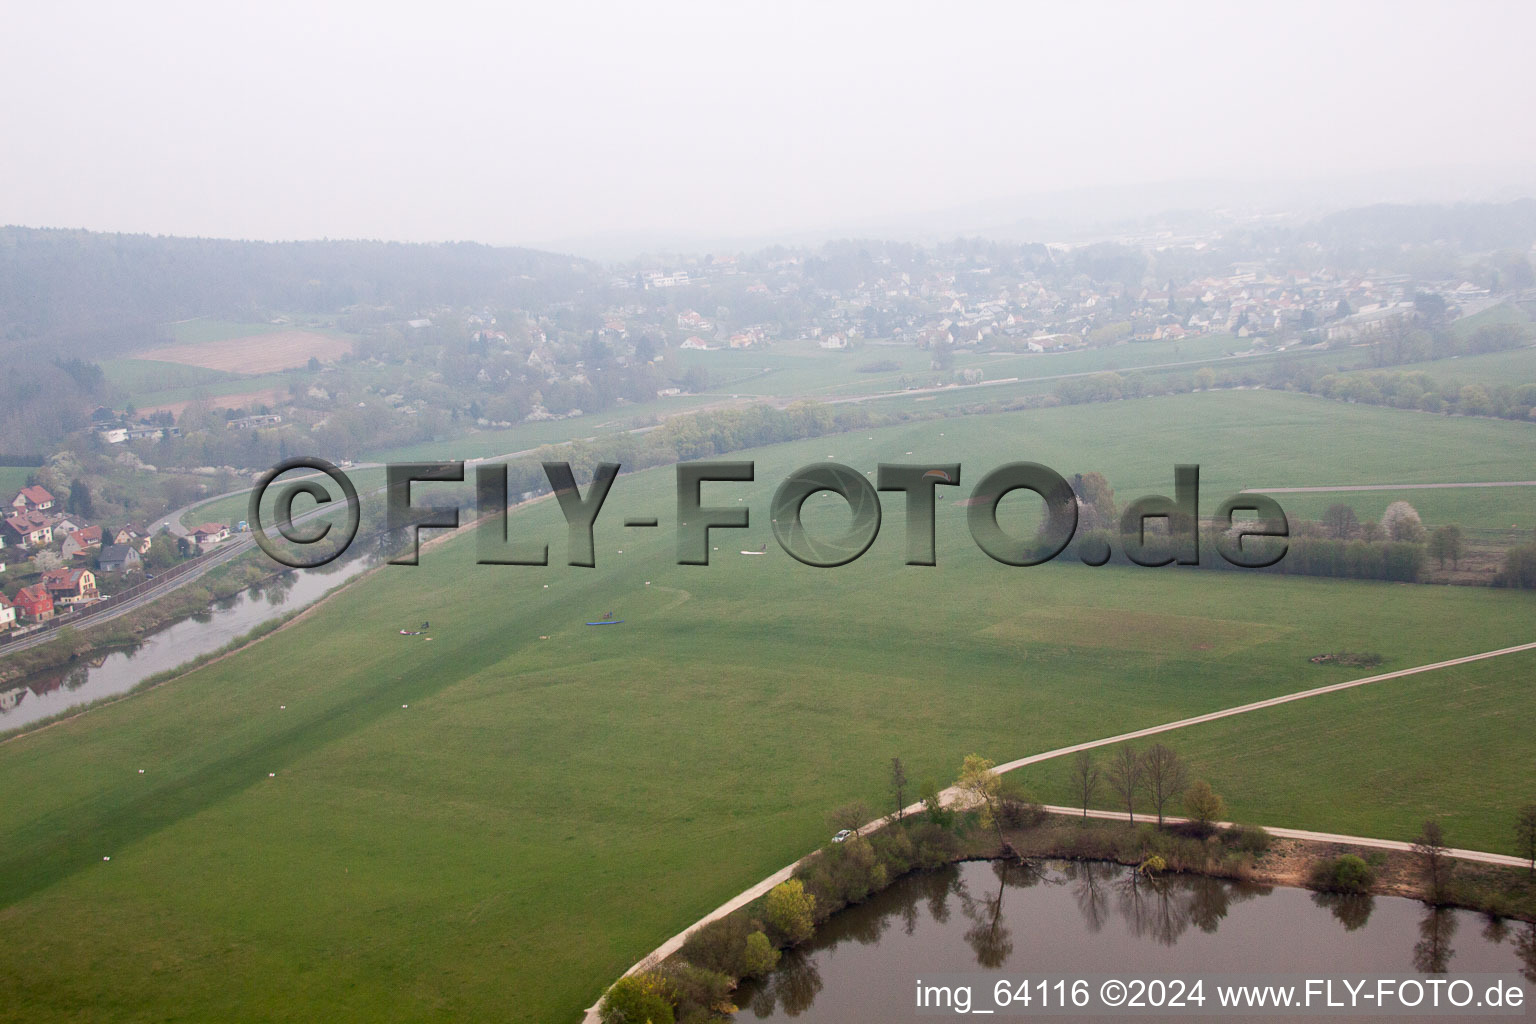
xmin=13 ymin=584 xmax=53 ymax=622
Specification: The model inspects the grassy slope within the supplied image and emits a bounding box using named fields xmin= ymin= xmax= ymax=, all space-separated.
xmin=2 ymin=391 xmax=1534 ymax=1021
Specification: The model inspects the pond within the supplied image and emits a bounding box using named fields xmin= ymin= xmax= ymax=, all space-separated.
xmin=0 ymin=554 xmax=375 ymax=730
xmin=739 ymin=859 xmax=1535 ymax=1021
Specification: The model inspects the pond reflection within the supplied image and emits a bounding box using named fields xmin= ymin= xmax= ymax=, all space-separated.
xmin=737 ymin=859 xmax=1534 ymax=1022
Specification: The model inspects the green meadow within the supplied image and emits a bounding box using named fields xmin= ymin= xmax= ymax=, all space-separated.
xmin=2 ymin=390 xmax=1534 ymax=1022
xmin=1027 ymin=648 xmax=1536 ymax=856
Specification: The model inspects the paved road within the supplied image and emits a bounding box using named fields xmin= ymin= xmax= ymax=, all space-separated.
xmin=581 ymin=638 xmax=1536 ymax=1022
xmin=1241 ymin=481 xmax=1536 ymax=494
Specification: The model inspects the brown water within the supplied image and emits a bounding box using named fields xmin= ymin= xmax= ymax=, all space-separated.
xmin=739 ymin=859 xmax=1536 ymax=1021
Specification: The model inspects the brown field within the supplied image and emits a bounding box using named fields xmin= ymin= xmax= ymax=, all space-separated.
xmin=138 ymin=387 xmax=289 ymax=419
xmin=138 ymin=330 xmax=352 ymax=373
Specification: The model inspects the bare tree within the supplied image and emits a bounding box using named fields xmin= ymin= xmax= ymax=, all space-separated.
xmin=1413 ymin=819 xmax=1453 ymax=904
xmin=827 ymin=801 xmax=871 ymax=837
xmin=1106 ymin=744 xmax=1144 ymax=824
xmin=1070 ymin=750 xmax=1101 ymax=820
xmin=1516 ymin=804 xmax=1536 ymax=876
xmin=1141 ymin=743 xmax=1189 ymax=826
xmin=889 ymin=757 xmax=908 ymax=821
xmin=1321 ymin=503 xmax=1359 ymax=540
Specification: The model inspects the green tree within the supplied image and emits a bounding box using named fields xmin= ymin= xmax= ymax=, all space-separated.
xmin=957 ymin=753 xmax=1005 ymax=848
xmin=1194 ymin=367 xmax=1216 ymax=391
xmin=764 ymin=879 xmax=816 ymax=945
xmin=68 ymin=479 xmax=94 ymax=518
xmin=599 ymin=973 xmax=675 ymax=1024
xmin=1428 ymin=524 xmax=1464 ymax=569
xmin=144 ymin=534 xmax=179 ymax=570
xmin=921 ymin=779 xmax=952 ymax=828
xmin=1184 ymin=779 xmax=1226 ymax=833
xmin=742 ymin=930 xmax=780 ymax=977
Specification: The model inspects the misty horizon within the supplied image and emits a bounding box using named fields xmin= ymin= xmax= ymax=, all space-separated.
xmin=5 ymin=1 xmax=1536 ymax=256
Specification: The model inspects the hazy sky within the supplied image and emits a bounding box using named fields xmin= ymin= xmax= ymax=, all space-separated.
xmin=4 ymin=1 xmax=1535 ymax=249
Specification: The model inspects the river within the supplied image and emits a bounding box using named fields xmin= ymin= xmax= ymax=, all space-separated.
xmin=0 ymin=555 xmax=375 ymax=730
xmin=739 ymin=859 xmax=1535 ymax=1021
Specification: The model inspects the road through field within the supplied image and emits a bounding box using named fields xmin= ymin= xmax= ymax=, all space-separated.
xmin=584 ymin=638 xmax=1536 ymax=1021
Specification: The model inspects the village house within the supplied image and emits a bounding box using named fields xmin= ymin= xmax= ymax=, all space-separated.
xmin=61 ymin=525 xmax=104 ymax=560
xmin=9 ymin=485 xmax=54 ymax=517
xmin=0 ymin=593 xmax=14 ymax=631
xmin=98 ymin=544 xmax=142 ymax=574
xmin=13 ymin=584 xmax=53 ymax=623
xmin=49 ymin=514 xmax=85 ymax=535
xmin=41 ymin=567 xmax=98 ymax=606
xmin=110 ymin=526 xmax=154 ymax=554
xmin=1 ymin=514 xmax=52 ymax=550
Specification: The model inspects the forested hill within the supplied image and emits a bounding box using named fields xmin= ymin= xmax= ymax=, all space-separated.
xmin=0 ymin=227 xmax=599 ymax=356
xmin=1310 ymin=199 xmax=1536 ymax=252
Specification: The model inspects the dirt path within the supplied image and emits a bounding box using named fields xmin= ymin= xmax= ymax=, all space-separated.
xmin=583 ymin=638 xmax=1536 ymax=1022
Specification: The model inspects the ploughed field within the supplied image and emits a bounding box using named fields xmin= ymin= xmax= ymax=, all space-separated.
xmin=1 ymin=390 xmax=1533 ymax=1022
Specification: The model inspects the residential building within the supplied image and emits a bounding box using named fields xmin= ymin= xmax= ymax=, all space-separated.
xmin=41 ymin=567 xmax=98 ymax=606
xmin=98 ymin=544 xmax=142 ymax=574
xmin=62 ymin=525 xmax=104 ymax=560
xmin=13 ymin=584 xmax=53 ymax=622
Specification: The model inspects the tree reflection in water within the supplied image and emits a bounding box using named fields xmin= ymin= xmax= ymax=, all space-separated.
xmin=1066 ymin=860 xmax=1113 ymax=933
xmin=739 ymin=860 xmax=1520 ymax=1020
xmin=1311 ymin=891 xmax=1375 ymax=932
xmin=1413 ymin=905 xmax=1458 ymax=974
xmin=1516 ymin=922 xmax=1536 ymax=984
xmin=748 ymin=949 xmax=823 ymax=1018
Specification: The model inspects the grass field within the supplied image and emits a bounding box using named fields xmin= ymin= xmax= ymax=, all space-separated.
xmin=676 ymin=333 xmax=1250 ymax=399
xmin=1025 ymin=648 xmax=1536 ymax=855
xmin=3 ymin=391 xmax=1535 ymax=1022
xmin=1331 ymin=344 xmax=1536 ymax=390
xmin=0 ymin=465 xmax=38 ymax=496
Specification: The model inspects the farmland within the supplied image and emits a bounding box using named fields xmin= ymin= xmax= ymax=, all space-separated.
xmin=137 ymin=330 xmax=354 ymax=374
xmin=1 ymin=390 xmax=1534 ymax=1022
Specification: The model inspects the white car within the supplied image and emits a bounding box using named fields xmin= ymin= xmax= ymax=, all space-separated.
xmin=831 ymin=829 xmax=855 ymax=843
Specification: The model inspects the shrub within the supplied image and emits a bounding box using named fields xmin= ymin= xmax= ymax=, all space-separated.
xmin=1309 ymin=854 xmax=1375 ymax=894
xmin=1222 ymin=824 xmax=1271 ymax=855
xmin=600 ymin=973 xmax=675 ymax=1024
xmin=763 ymin=879 xmax=816 ymax=945
xmin=678 ymin=914 xmax=753 ymax=977
xmin=909 ymin=821 xmax=960 ymax=869
xmin=741 ymin=930 xmax=780 ymax=978
xmin=920 ymin=780 xmax=953 ymax=828
xmin=658 ymin=962 xmax=733 ymax=1021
